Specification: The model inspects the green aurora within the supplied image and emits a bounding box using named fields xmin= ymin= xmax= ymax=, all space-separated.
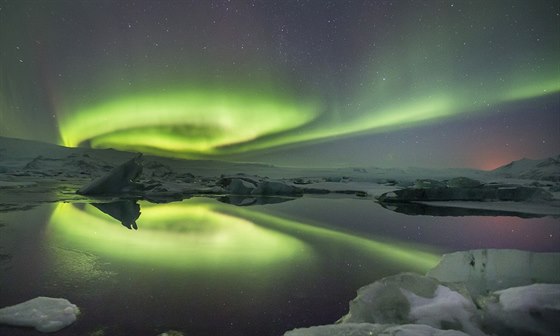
xmin=59 ymin=88 xmax=320 ymax=157
xmin=56 ymin=75 xmax=559 ymax=158
xmin=2 ymin=1 xmax=558 ymax=167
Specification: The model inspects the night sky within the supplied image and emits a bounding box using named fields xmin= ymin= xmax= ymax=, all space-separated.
xmin=1 ymin=0 xmax=558 ymax=169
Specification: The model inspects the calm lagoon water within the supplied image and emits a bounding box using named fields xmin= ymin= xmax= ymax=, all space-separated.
xmin=1 ymin=196 xmax=558 ymax=336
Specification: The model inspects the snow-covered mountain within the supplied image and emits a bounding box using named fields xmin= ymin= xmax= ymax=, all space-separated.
xmin=492 ymin=155 xmax=560 ymax=182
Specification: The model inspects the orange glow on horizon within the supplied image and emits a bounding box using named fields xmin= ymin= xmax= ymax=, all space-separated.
xmin=469 ymin=151 xmax=524 ymax=171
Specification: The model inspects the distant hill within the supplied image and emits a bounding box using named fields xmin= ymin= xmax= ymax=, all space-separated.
xmin=0 ymin=136 xmax=74 ymax=159
xmin=4 ymin=136 xmax=557 ymax=183
xmin=492 ymin=155 xmax=560 ymax=182
xmin=0 ymin=136 xmax=486 ymax=181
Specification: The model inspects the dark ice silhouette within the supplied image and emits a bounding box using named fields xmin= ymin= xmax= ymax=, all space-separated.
xmin=77 ymin=154 xmax=143 ymax=195
xmin=91 ymin=200 xmax=141 ymax=230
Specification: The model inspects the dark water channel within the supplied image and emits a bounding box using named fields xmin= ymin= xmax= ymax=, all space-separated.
xmin=1 ymin=196 xmax=558 ymax=336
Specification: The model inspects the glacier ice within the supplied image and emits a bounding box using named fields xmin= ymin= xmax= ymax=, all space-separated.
xmin=495 ymin=283 xmax=560 ymax=311
xmin=224 ymin=178 xmax=257 ymax=195
xmin=403 ymin=285 xmax=483 ymax=335
xmin=285 ymin=249 xmax=560 ymax=336
xmin=340 ymin=273 xmax=441 ymax=324
xmin=0 ymin=297 xmax=79 ymax=332
xmin=284 ymin=323 xmax=469 ymax=336
xmin=480 ymin=284 xmax=560 ymax=336
xmin=339 ymin=273 xmax=484 ymax=335
xmin=427 ymin=249 xmax=560 ymax=295
xmin=77 ymin=154 xmax=143 ymax=195
xmin=378 ymin=185 xmax=553 ymax=203
xmin=252 ymin=180 xmax=302 ymax=196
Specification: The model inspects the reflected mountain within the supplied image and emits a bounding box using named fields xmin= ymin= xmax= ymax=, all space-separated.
xmin=218 ymin=195 xmax=295 ymax=206
xmin=380 ymin=202 xmax=547 ymax=218
xmin=91 ymin=200 xmax=141 ymax=230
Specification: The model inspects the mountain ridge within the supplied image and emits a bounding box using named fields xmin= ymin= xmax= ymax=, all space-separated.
xmin=493 ymin=155 xmax=560 ymax=181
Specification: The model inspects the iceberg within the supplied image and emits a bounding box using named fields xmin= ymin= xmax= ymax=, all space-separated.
xmin=219 ymin=177 xmax=257 ymax=195
xmin=252 ymin=180 xmax=303 ymax=196
xmin=0 ymin=297 xmax=79 ymax=332
xmin=427 ymin=249 xmax=560 ymax=295
xmin=339 ymin=273 xmax=484 ymax=335
xmin=378 ymin=185 xmax=553 ymax=203
xmin=285 ymin=249 xmax=560 ymax=336
xmin=77 ymin=154 xmax=143 ymax=195
xmin=217 ymin=177 xmax=303 ymax=196
xmin=284 ymin=323 xmax=469 ymax=336
xmin=479 ymin=284 xmax=560 ymax=336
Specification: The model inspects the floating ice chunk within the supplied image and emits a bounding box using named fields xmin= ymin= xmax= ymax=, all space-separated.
xmin=77 ymin=154 xmax=143 ymax=195
xmin=402 ymin=285 xmax=484 ymax=336
xmin=252 ymin=180 xmax=302 ymax=196
xmin=385 ymin=324 xmax=470 ymax=336
xmin=339 ymin=273 xmax=482 ymax=334
xmin=415 ymin=179 xmax=446 ymax=189
xmin=227 ymin=178 xmax=257 ymax=195
xmin=285 ymin=323 xmax=386 ymax=336
xmin=340 ymin=273 xmax=440 ymax=324
xmin=480 ymin=284 xmax=560 ymax=336
xmin=286 ymin=250 xmax=560 ymax=336
xmin=446 ymin=177 xmax=482 ymax=188
xmin=0 ymin=297 xmax=79 ymax=332
xmin=284 ymin=323 xmax=469 ymax=336
xmin=378 ymin=185 xmax=553 ymax=202
xmin=427 ymin=249 xmax=560 ymax=295
xmin=496 ymin=283 xmax=560 ymax=311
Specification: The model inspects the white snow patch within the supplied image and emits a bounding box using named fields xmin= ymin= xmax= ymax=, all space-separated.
xmin=402 ymin=285 xmax=484 ymax=336
xmin=0 ymin=297 xmax=79 ymax=332
xmin=497 ymin=283 xmax=560 ymax=312
xmin=481 ymin=284 xmax=560 ymax=336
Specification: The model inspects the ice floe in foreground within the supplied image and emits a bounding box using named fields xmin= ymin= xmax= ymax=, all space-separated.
xmin=479 ymin=283 xmax=560 ymax=336
xmin=427 ymin=249 xmax=560 ymax=295
xmin=285 ymin=249 xmax=560 ymax=336
xmin=0 ymin=297 xmax=79 ymax=332
xmin=285 ymin=323 xmax=469 ymax=336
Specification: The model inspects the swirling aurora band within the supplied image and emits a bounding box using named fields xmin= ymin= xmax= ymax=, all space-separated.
xmin=58 ymin=89 xmax=321 ymax=157
xmin=1 ymin=1 xmax=558 ymax=166
xmin=57 ymin=79 xmax=559 ymax=158
xmin=48 ymin=199 xmax=440 ymax=272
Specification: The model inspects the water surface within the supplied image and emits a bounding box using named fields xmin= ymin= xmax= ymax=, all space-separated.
xmin=1 ymin=196 xmax=558 ymax=335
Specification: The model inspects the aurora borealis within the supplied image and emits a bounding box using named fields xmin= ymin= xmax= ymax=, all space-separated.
xmin=59 ymin=88 xmax=320 ymax=157
xmin=1 ymin=1 xmax=559 ymax=168
xmin=48 ymin=201 xmax=310 ymax=269
xmin=48 ymin=199 xmax=441 ymax=271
